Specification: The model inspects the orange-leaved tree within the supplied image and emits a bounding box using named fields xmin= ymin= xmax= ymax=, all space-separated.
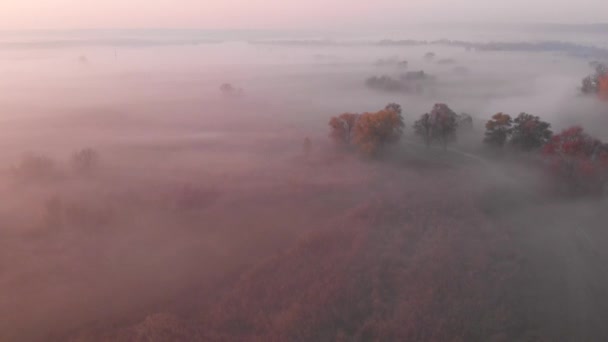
xmin=353 ymin=106 xmax=404 ymax=156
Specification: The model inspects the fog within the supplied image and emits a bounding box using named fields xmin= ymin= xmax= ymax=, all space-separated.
xmin=1 ymin=28 xmax=608 ymax=341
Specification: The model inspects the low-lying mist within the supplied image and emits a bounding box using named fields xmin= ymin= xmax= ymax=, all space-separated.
xmin=2 ymin=31 xmax=608 ymax=341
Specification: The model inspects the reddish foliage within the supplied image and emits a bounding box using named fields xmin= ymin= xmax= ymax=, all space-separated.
xmin=542 ymin=126 xmax=608 ymax=195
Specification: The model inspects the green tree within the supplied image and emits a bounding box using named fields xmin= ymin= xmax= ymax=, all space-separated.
xmin=509 ymin=113 xmax=552 ymax=151
xmin=484 ymin=113 xmax=512 ymax=147
xmin=414 ymin=104 xmax=458 ymax=149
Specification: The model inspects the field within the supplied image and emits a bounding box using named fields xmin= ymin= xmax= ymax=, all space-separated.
xmin=1 ymin=35 xmax=608 ymax=341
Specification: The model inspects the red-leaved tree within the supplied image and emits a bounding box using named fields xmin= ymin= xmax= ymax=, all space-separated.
xmin=543 ymin=126 xmax=608 ymax=195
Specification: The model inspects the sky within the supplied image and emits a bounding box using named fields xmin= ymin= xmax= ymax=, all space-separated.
xmin=1 ymin=0 xmax=607 ymax=30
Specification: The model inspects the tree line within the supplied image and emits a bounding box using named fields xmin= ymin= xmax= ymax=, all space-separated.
xmin=329 ymin=103 xmax=608 ymax=196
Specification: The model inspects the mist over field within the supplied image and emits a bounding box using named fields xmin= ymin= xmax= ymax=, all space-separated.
xmin=1 ymin=27 xmax=608 ymax=341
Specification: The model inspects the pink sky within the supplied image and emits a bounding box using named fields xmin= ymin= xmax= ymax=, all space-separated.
xmin=1 ymin=0 xmax=607 ymax=30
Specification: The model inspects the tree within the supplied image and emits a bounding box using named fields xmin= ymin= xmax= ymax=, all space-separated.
xmin=580 ymin=62 xmax=608 ymax=100
xmin=543 ymin=126 xmax=608 ymax=195
xmin=384 ymin=103 xmax=402 ymax=116
xmin=483 ymin=113 xmax=512 ymax=148
xmin=414 ymin=113 xmax=432 ymax=146
xmin=456 ymin=113 xmax=473 ymax=131
xmin=329 ymin=113 xmax=360 ymax=146
xmin=353 ymin=107 xmax=404 ymax=156
xmin=365 ymin=75 xmax=407 ymax=92
xmin=72 ymin=148 xmax=100 ymax=174
xmin=414 ymin=104 xmax=458 ymax=149
xmin=220 ymin=83 xmax=244 ymax=97
xmin=509 ymin=113 xmax=552 ymax=151
xmin=13 ymin=154 xmax=56 ymax=181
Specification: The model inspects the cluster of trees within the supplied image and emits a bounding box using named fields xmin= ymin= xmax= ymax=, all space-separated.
xmin=483 ymin=112 xmax=552 ymax=151
xmin=482 ymin=112 xmax=608 ymax=195
xmin=543 ymin=127 xmax=608 ymax=195
xmin=365 ymin=71 xmax=435 ymax=94
xmin=12 ymin=148 xmax=100 ymax=182
xmin=329 ymin=103 xmax=472 ymax=154
xmin=413 ymin=104 xmax=472 ymax=149
xmin=329 ymin=102 xmax=607 ymax=196
xmin=374 ymin=57 xmax=408 ymax=68
xmin=581 ymin=62 xmax=608 ymax=99
xmin=329 ymin=103 xmax=404 ymax=156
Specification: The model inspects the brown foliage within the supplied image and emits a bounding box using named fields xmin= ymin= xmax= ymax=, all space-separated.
xmin=353 ymin=108 xmax=404 ymax=156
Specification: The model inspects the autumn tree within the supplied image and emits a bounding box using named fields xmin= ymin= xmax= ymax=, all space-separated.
xmin=329 ymin=113 xmax=360 ymax=146
xmin=353 ymin=107 xmax=404 ymax=156
xmin=509 ymin=113 xmax=552 ymax=151
xmin=543 ymin=126 xmax=608 ymax=195
xmin=483 ymin=113 xmax=512 ymax=148
xmin=581 ymin=62 xmax=608 ymax=100
xmin=414 ymin=103 xmax=458 ymax=149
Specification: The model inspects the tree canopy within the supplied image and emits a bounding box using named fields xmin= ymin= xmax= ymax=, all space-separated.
xmin=414 ymin=104 xmax=459 ymax=149
xmin=509 ymin=113 xmax=552 ymax=151
xmin=543 ymin=126 xmax=608 ymax=195
xmin=484 ymin=113 xmax=513 ymax=148
xmin=353 ymin=107 xmax=404 ymax=156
